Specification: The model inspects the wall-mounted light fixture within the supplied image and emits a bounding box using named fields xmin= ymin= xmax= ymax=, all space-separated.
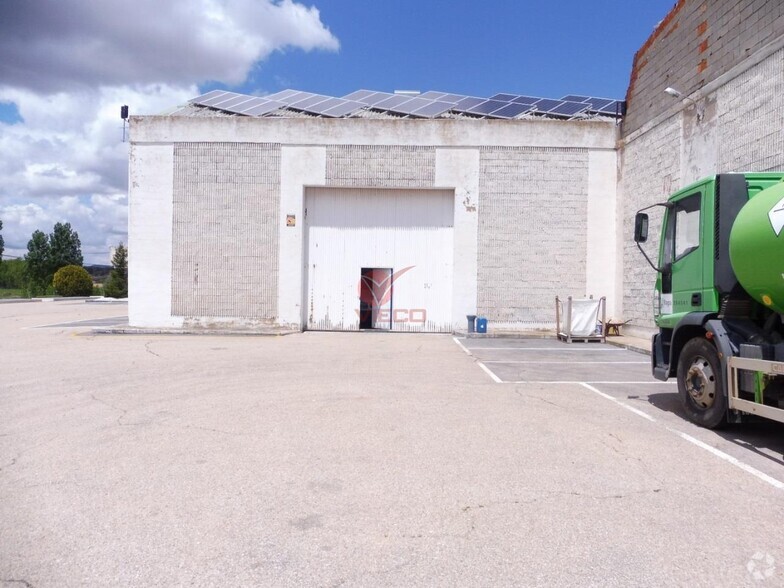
xmin=664 ymin=87 xmax=702 ymax=121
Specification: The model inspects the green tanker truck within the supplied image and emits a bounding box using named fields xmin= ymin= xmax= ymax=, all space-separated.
xmin=634 ymin=173 xmax=784 ymax=428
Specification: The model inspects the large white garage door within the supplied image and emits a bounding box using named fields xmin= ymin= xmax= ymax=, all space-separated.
xmin=304 ymin=187 xmax=454 ymax=332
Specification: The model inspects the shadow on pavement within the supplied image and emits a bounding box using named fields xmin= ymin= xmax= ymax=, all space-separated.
xmin=646 ymin=391 xmax=784 ymax=465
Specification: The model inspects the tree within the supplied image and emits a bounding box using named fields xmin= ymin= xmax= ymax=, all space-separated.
xmin=25 ymin=230 xmax=51 ymax=295
xmin=0 ymin=219 xmax=4 ymax=264
xmin=53 ymin=265 xmax=93 ymax=296
xmin=49 ymin=222 xmax=83 ymax=270
xmin=104 ymin=243 xmax=128 ymax=298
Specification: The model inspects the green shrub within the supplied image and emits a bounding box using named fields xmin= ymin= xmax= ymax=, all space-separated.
xmin=53 ymin=265 xmax=93 ymax=297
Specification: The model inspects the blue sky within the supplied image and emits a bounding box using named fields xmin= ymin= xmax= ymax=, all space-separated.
xmin=233 ymin=0 xmax=677 ymax=101
xmin=0 ymin=0 xmax=676 ymax=263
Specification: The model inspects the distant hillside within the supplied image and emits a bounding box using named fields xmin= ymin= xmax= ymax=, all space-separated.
xmin=85 ymin=264 xmax=111 ymax=283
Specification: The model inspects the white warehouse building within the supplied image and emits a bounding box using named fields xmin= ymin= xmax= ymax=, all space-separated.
xmin=129 ymin=89 xmax=622 ymax=333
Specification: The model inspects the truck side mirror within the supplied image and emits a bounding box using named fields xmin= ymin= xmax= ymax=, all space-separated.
xmin=634 ymin=213 xmax=649 ymax=243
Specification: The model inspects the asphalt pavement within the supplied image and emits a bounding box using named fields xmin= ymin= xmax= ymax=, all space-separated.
xmin=2 ymin=301 xmax=784 ymax=587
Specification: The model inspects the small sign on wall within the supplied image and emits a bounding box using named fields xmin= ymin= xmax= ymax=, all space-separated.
xmin=286 ymin=214 xmax=296 ymax=227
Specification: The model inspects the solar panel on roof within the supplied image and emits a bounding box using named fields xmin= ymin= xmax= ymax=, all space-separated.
xmin=453 ymin=96 xmax=486 ymax=111
xmin=417 ymin=91 xmax=447 ymax=100
xmin=530 ymin=98 xmax=563 ymax=112
xmin=281 ymin=92 xmax=318 ymax=106
xmin=214 ymin=95 xmax=257 ymax=110
xmin=322 ymin=100 xmax=365 ymax=117
xmin=390 ymin=97 xmax=433 ymax=115
xmin=598 ymin=100 xmax=625 ymax=115
xmin=199 ymin=92 xmax=240 ymax=107
xmin=233 ymin=97 xmax=272 ymax=114
xmin=242 ymin=100 xmax=286 ymax=116
xmin=191 ymin=89 xmax=228 ymax=104
xmin=490 ymin=93 xmax=519 ymax=101
xmin=584 ymin=98 xmax=614 ymax=110
xmin=510 ymin=95 xmax=540 ymax=105
xmin=222 ymin=99 xmax=264 ymax=116
xmin=440 ymin=93 xmax=467 ymax=103
xmin=233 ymin=97 xmax=265 ymax=113
xmin=273 ymin=91 xmax=314 ymax=105
xmin=358 ymin=92 xmax=395 ymax=106
xmin=373 ymin=95 xmax=413 ymax=110
xmin=411 ymin=101 xmax=453 ymax=118
xmin=288 ymin=94 xmax=331 ymax=109
xmin=561 ymin=95 xmax=591 ymax=102
xmin=548 ymin=101 xmax=590 ymax=117
xmin=491 ymin=102 xmax=531 ymax=119
xmin=467 ymin=100 xmax=507 ymax=115
xmin=342 ymin=89 xmax=375 ymax=101
xmin=265 ymin=89 xmax=301 ymax=102
xmin=307 ymin=97 xmax=346 ymax=116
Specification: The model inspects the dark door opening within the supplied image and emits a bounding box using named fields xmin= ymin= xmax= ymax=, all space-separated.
xmin=359 ymin=268 xmax=393 ymax=330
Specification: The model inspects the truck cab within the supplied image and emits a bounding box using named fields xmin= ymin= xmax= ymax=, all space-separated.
xmin=635 ymin=173 xmax=784 ymax=428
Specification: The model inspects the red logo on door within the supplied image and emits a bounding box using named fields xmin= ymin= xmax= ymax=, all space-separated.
xmin=358 ymin=266 xmax=415 ymax=307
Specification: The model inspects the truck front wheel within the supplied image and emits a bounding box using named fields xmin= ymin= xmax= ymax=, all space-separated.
xmin=677 ymin=337 xmax=728 ymax=429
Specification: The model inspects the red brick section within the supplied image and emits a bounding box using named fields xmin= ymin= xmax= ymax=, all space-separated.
xmin=625 ymin=0 xmax=688 ymax=108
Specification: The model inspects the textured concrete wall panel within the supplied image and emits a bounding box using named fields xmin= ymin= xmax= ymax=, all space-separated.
xmin=477 ymin=147 xmax=590 ymax=327
xmin=718 ymin=46 xmax=784 ymax=172
xmin=172 ymin=142 xmax=280 ymax=320
xmin=326 ymin=145 xmax=435 ymax=188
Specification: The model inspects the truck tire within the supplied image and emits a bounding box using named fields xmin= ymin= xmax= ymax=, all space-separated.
xmin=677 ymin=337 xmax=728 ymax=429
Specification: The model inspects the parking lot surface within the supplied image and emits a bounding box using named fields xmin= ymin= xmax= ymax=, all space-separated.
xmin=3 ymin=301 xmax=784 ymax=587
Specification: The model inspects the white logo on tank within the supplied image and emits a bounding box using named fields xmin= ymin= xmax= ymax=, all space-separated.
xmin=770 ymin=196 xmax=784 ymax=236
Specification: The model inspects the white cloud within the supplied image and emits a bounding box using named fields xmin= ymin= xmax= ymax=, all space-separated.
xmin=0 ymin=0 xmax=339 ymax=263
xmin=0 ymin=0 xmax=338 ymax=93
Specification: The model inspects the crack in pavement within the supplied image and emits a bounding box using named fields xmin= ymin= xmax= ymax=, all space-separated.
xmin=90 ymin=393 xmax=129 ymax=426
xmin=0 ymin=435 xmax=60 ymax=472
xmin=461 ymin=487 xmax=664 ymax=515
xmin=2 ymin=579 xmax=35 ymax=587
xmin=144 ymin=341 xmax=161 ymax=357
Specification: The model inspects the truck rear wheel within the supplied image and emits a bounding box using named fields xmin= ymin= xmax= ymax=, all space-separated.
xmin=677 ymin=337 xmax=728 ymax=429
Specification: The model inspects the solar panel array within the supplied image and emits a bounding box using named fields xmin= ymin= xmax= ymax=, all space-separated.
xmin=189 ymin=89 xmax=625 ymax=120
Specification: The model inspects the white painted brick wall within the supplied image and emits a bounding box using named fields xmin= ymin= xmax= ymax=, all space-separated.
xmin=621 ymin=47 xmax=784 ymax=333
xmin=718 ymin=47 xmax=784 ymax=172
xmin=620 ymin=117 xmax=681 ymax=331
xmin=171 ymin=142 xmax=281 ymax=320
xmin=326 ymin=145 xmax=435 ymax=188
xmin=477 ymin=147 xmax=589 ymax=327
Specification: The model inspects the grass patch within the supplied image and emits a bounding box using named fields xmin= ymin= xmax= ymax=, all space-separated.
xmin=0 ymin=288 xmax=26 ymax=299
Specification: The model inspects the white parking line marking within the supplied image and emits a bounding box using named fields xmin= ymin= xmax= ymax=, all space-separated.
xmin=483 ymin=361 xmax=648 ymax=364
xmin=580 ymin=382 xmax=656 ymax=421
xmin=579 ymin=382 xmax=784 ymax=491
xmin=452 ymin=337 xmax=472 ymax=356
xmin=452 ymin=337 xmax=502 ymax=383
xmin=507 ymin=381 xmax=673 ymax=385
xmin=478 ymin=362 xmax=503 ymax=383
xmin=27 ymin=316 xmax=128 ymax=329
xmin=464 ymin=347 xmax=625 ymax=351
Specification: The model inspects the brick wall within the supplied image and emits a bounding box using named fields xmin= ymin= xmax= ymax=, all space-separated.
xmin=620 ymin=118 xmax=681 ymax=330
xmin=718 ymin=46 xmax=784 ymax=171
xmin=477 ymin=147 xmax=589 ymax=326
xmin=326 ymin=145 xmax=436 ymax=188
xmin=625 ymin=0 xmax=784 ymax=135
xmin=171 ymin=142 xmax=280 ymax=319
xmin=621 ymin=41 xmax=784 ymax=332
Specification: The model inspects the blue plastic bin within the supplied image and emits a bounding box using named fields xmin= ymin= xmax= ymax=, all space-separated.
xmin=476 ymin=317 xmax=488 ymax=333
